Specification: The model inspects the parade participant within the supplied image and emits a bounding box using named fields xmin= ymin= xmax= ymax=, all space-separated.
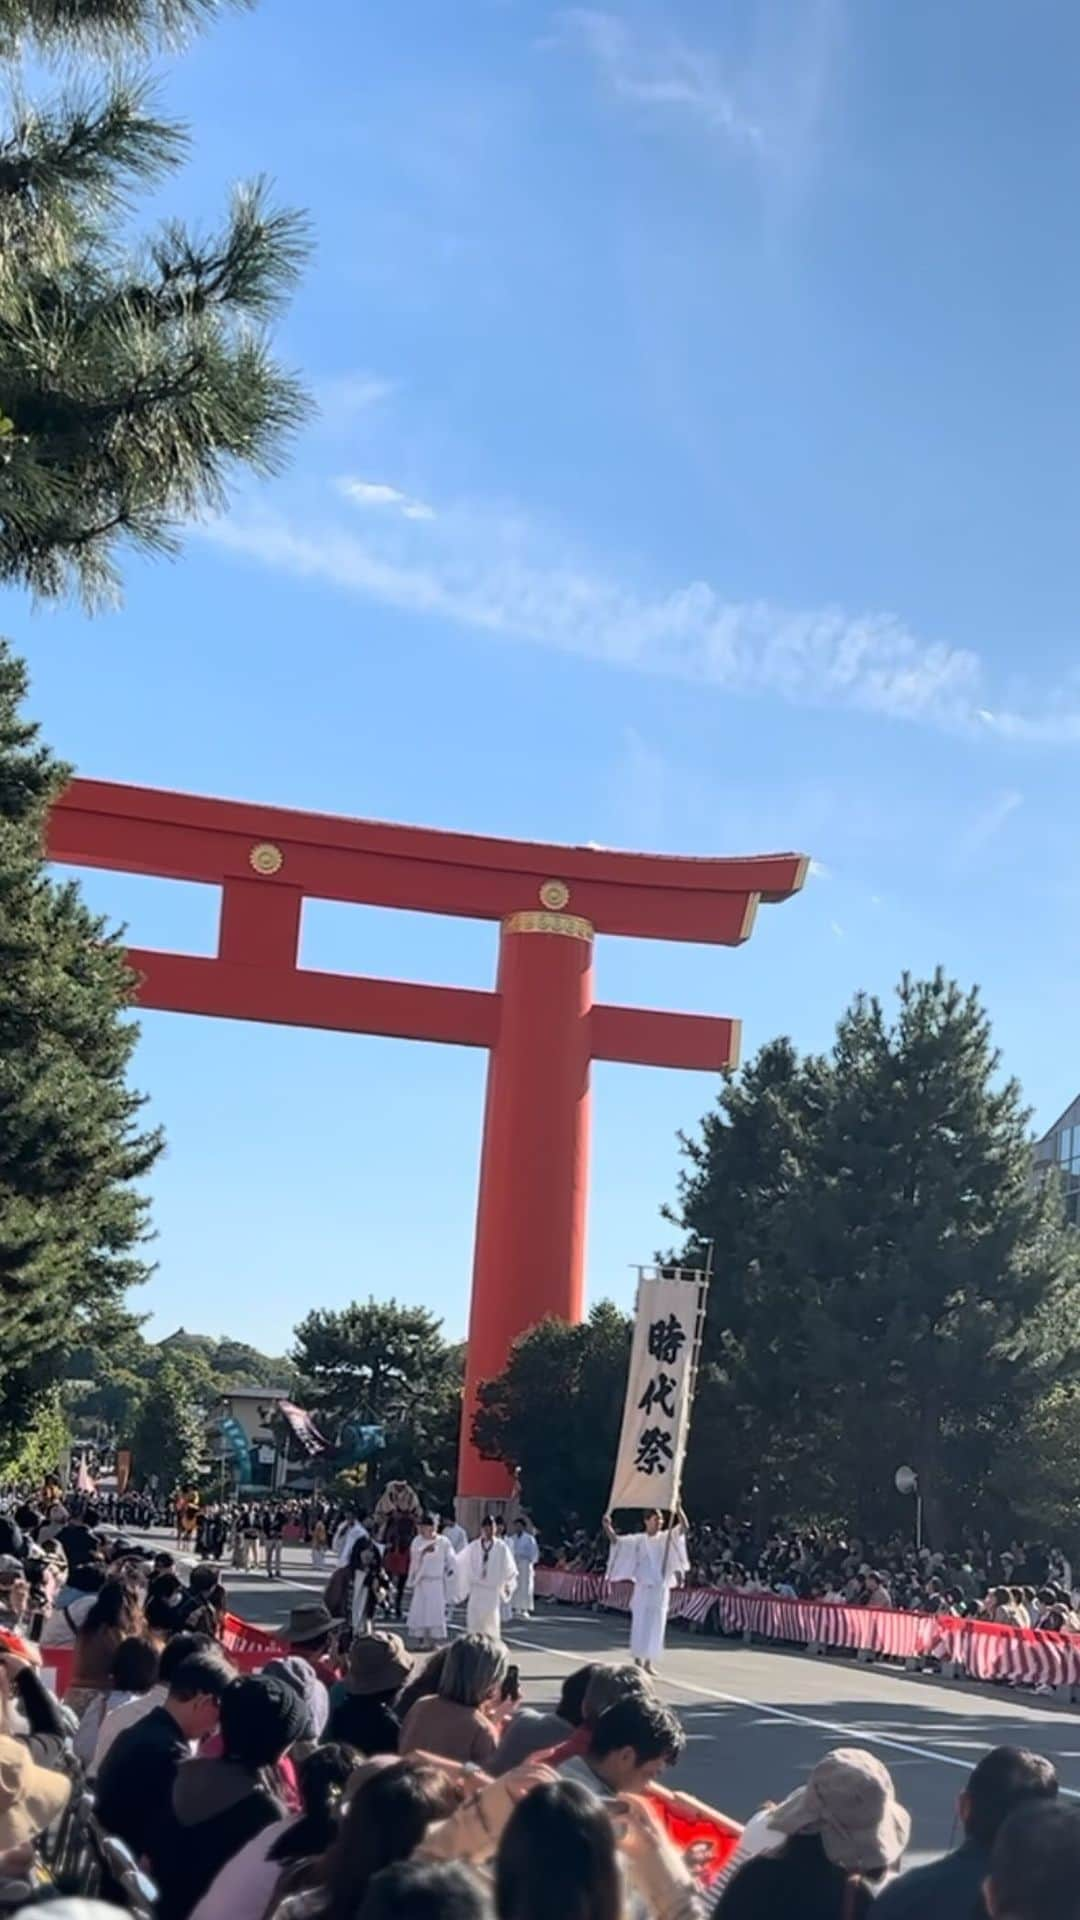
xmin=440 ymin=1516 xmax=468 ymax=1558
xmin=331 ymin=1510 xmax=369 ymax=1567
xmin=343 ymin=1538 xmax=390 ymax=1640
xmin=458 ymin=1518 xmax=516 ymax=1641
xmin=602 ymin=1508 xmax=689 ymax=1673
xmin=380 ymin=1503 xmax=419 ymax=1622
xmin=264 ymin=1505 xmax=286 ymax=1581
xmin=406 ymin=1515 xmax=456 ymax=1649
xmin=495 ymin=1519 xmax=513 ymax=1627
xmin=510 ymin=1519 xmax=539 ymax=1621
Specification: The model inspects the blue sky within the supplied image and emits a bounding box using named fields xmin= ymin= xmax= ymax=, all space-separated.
xmin=14 ymin=0 xmax=1080 ymax=1353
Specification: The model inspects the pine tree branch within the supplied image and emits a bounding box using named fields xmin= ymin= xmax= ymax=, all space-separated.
xmin=0 ymin=0 xmax=252 ymax=59
xmin=0 ymin=81 xmax=186 ymax=224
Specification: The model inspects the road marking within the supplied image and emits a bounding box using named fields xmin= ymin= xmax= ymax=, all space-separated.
xmin=503 ymin=1625 xmax=1080 ymax=1794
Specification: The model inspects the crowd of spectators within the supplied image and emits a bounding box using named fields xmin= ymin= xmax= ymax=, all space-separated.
xmin=0 ymin=1493 xmax=1078 ymax=1918
xmin=555 ymin=1514 xmax=1080 ymax=1626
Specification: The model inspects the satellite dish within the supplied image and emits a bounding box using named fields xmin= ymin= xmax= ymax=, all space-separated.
xmin=894 ymin=1465 xmax=918 ymax=1496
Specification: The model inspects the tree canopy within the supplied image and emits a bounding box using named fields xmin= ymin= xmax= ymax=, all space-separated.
xmin=473 ymin=1302 xmax=631 ymax=1536
xmin=0 ymin=0 xmax=309 ymax=604
xmin=0 ymin=640 xmax=161 ymax=1457
xmin=292 ymin=1299 xmax=462 ymax=1510
xmin=671 ymin=972 xmax=1080 ymax=1546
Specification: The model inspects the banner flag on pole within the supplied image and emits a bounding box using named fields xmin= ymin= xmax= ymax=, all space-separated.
xmin=607 ymin=1267 xmax=708 ymax=1515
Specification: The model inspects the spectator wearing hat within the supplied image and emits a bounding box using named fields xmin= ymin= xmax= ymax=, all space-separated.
xmin=716 ymin=1748 xmax=910 ymax=1920
xmin=0 ymin=1732 xmax=70 ymax=1861
xmin=284 ymin=1605 xmax=343 ymax=1693
xmin=263 ymin=1657 xmax=330 ymax=1744
xmin=154 ymin=1672 xmax=311 ymax=1920
xmin=329 ymin=1632 xmax=413 ymax=1757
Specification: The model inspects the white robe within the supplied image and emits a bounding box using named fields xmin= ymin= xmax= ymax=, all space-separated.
xmin=607 ymin=1526 xmax=689 ymax=1663
xmin=511 ymin=1532 xmax=539 ymax=1615
xmin=458 ymin=1536 xmax=517 ymax=1639
xmin=406 ymin=1533 xmax=455 ymax=1640
xmin=442 ymin=1522 xmax=468 ymax=1556
xmin=333 ymin=1519 xmax=369 ymax=1564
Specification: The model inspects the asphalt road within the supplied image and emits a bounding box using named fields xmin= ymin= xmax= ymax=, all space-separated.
xmin=145 ymin=1531 xmax=1080 ymax=1871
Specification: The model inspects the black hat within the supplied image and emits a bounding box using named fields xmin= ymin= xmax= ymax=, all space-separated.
xmin=220 ymin=1674 xmax=308 ymax=1766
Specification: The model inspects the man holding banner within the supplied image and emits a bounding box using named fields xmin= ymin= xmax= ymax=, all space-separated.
xmin=604 ymin=1506 xmax=690 ymax=1671
xmin=604 ymin=1262 xmax=709 ymax=1671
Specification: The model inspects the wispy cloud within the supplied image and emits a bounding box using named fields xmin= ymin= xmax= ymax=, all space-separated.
xmin=337 ymin=476 xmax=436 ymax=523
xmin=198 ymin=488 xmax=997 ymax=734
xmin=556 ymin=8 xmax=762 ymax=149
xmin=808 ymin=858 xmax=832 ymax=880
xmin=951 ymin=789 xmax=1024 ymax=864
xmin=317 ymin=372 xmax=398 ymax=418
xmin=196 ymin=479 xmax=1080 ymax=746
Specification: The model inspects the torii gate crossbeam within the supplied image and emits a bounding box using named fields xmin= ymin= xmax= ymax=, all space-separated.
xmin=48 ymin=778 xmax=806 ymax=1516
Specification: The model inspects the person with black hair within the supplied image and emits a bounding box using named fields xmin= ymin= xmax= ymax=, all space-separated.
xmin=876 ymin=1746 xmax=1058 ymax=1920
xmin=154 ymin=1672 xmax=309 ymax=1920
xmin=491 ymin=1664 xmax=599 ymax=1777
xmin=406 ymin=1515 xmax=456 ymax=1649
xmin=96 ymin=1649 xmax=232 ymax=1865
xmin=94 ymin=1629 xmax=214 ymax=1772
xmin=147 ymin=1571 xmax=189 ymax=1637
xmin=359 ymin=1859 xmax=489 ymax=1920
xmin=75 ymin=1633 xmax=160 ymax=1771
xmin=39 ymin=1559 xmax=106 ymax=1648
xmin=68 ymin=1578 xmax=145 ymax=1719
xmin=189 ymin=1741 xmax=357 ymax=1920
xmin=495 ymin=1777 xmax=620 ymax=1920
xmin=559 ymin=1694 xmax=685 ymax=1799
xmin=986 ymin=1799 xmax=1080 ymax=1920
xmin=275 ymin=1757 xmax=460 ymax=1920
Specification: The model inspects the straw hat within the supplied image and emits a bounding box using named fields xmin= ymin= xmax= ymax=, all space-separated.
xmin=768 ymin=1748 xmax=911 ymax=1872
xmin=0 ymin=1736 xmax=71 ymax=1850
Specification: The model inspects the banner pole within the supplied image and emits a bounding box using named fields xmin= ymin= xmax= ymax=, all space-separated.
xmin=662 ymin=1242 xmax=713 ymax=1578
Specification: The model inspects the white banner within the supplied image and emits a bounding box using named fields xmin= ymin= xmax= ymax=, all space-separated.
xmin=607 ymin=1273 xmax=705 ymax=1514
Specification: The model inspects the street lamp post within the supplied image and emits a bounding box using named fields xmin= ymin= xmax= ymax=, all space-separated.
xmin=894 ymin=1464 xmax=923 ymax=1551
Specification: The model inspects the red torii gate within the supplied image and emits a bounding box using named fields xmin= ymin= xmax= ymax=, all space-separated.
xmin=48 ymin=778 xmax=806 ymax=1514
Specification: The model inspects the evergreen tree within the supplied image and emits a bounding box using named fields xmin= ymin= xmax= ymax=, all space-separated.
xmin=130 ymin=1356 xmax=204 ymax=1490
xmin=292 ymin=1299 xmax=460 ymax=1501
xmin=0 ymin=0 xmax=309 ymax=605
xmin=0 ymin=641 xmax=162 ymax=1450
xmin=672 ymin=973 xmax=1080 ymax=1545
xmin=473 ymin=1302 xmax=631 ymax=1536
xmin=669 ymin=1038 xmax=837 ymax=1530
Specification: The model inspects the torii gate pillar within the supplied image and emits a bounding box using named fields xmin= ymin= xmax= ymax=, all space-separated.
xmin=46 ymin=779 xmax=807 ymax=1517
xmin=464 ymin=911 xmax=594 ymax=1504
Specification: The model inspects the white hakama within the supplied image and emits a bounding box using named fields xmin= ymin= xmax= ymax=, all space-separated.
xmin=511 ymin=1531 xmax=539 ymax=1617
xmin=607 ymin=1526 xmax=689 ymax=1665
xmin=405 ymin=1534 xmax=455 ymax=1643
xmin=458 ymin=1536 xmax=517 ymax=1640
